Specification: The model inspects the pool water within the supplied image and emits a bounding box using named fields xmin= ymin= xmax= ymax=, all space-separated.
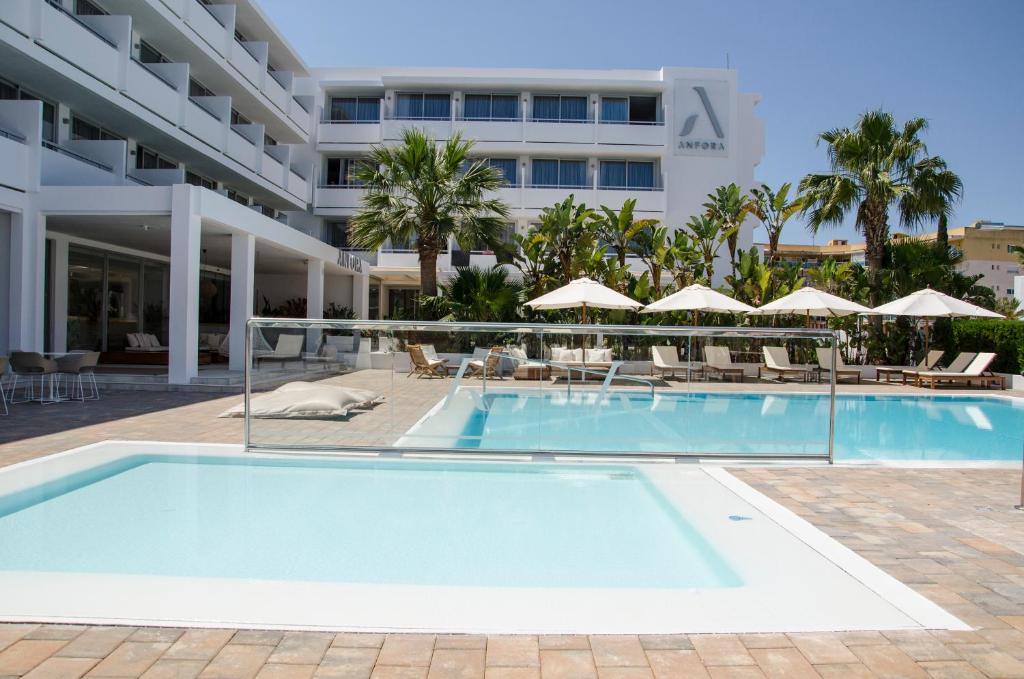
xmin=448 ymin=392 xmax=1024 ymax=461
xmin=0 ymin=455 xmax=740 ymax=589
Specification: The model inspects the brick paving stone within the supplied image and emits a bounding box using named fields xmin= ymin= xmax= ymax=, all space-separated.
xmin=850 ymin=645 xmax=930 ymax=679
xmin=268 ymin=634 xmax=334 ymax=665
xmin=200 ymin=644 xmax=274 ymax=679
xmin=24 ymin=626 xmax=87 ymax=642
xmin=22 ymin=657 xmax=98 ymax=679
xmin=434 ymin=638 xmax=486 ymax=651
xmin=691 ymin=637 xmax=755 ymax=667
xmin=0 ymin=626 xmax=40 ymax=654
xmin=587 ymin=638 xmax=646 ymax=668
xmin=594 ymin=669 xmax=653 ymax=679
xmin=377 ymin=637 xmax=435 ymax=668
xmin=748 ymin=648 xmax=819 ymax=678
xmin=314 ymin=647 xmax=379 ymax=679
xmin=637 ymin=636 xmax=692 ymax=651
xmin=486 ymin=639 xmax=538 ymax=668
xmin=425 ymin=649 xmax=484 ymax=679
xmin=949 ymin=643 xmax=1024 ymax=679
xmin=130 ymin=629 xmax=186 ymax=644
xmin=879 ymin=631 xmax=958 ymax=663
xmin=706 ymin=668 xmax=766 ymax=679
xmin=537 ymin=650 xmax=596 ymax=679
xmin=140 ymin=659 xmax=208 ymax=679
xmin=163 ymin=630 xmax=236 ymax=662
xmin=0 ymin=640 xmax=70 ymax=676
xmin=738 ymin=636 xmax=791 ymax=651
xmin=812 ymin=664 xmax=877 ymax=678
xmin=233 ymin=632 xmax=286 ymax=647
xmin=88 ymin=641 xmax=171 ymax=677
xmin=537 ymin=639 xmax=588 ymax=652
xmin=644 ymin=650 xmax=709 ymax=679
xmin=483 ymin=669 xmax=539 ymax=679
xmin=369 ymin=668 xmax=427 ymax=679
xmin=57 ymin=628 xmax=134 ymax=659
xmin=332 ymin=636 xmax=385 ymax=650
xmin=916 ymin=660 xmax=986 ymax=678
xmin=255 ymin=664 xmax=317 ymax=679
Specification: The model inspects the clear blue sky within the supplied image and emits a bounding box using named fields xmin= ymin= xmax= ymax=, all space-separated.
xmin=261 ymin=0 xmax=1024 ymax=245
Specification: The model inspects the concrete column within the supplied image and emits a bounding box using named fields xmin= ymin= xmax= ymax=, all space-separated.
xmin=228 ymin=232 xmax=255 ymax=372
xmin=50 ymin=236 xmax=69 ymax=353
xmin=8 ymin=207 xmax=45 ymax=351
xmin=168 ymin=184 xmax=201 ymax=385
xmin=306 ymin=259 xmax=324 ymax=320
xmin=352 ymin=270 xmax=370 ymax=319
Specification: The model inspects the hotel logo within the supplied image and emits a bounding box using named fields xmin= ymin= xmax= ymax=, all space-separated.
xmin=673 ymin=79 xmax=729 ymax=157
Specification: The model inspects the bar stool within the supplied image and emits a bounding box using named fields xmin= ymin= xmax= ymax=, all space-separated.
xmin=9 ymin=352 xmax=60 ymax=404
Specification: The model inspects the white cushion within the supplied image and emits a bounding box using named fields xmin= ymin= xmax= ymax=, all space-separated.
xmin=126 ymin=333 xmax=141 ymax=348
xmin=570 ymin=348 xmax=584 ymax=362
xmin=220 ymin=382 xmax=383 ymax=419
xmin=509 ymin=347 xmax=528 ymax=361
xmin=586 ymin=348 xmax=612 ymax=363
xmin=145 ymin=333 xmax=161 ymax=348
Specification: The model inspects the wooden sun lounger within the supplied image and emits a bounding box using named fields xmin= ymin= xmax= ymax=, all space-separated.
xmin=875 ymin=350 xmax=944 ymax=383
xmin=703 ymin=346 xmax=744 ymax=382
xmin=760 ymin=346 xmax=815 ymax=382
xmin=814 ymin=348 xmax=861 ymax=384
xmin=914 ymin=352 xmax=1001 ymax=389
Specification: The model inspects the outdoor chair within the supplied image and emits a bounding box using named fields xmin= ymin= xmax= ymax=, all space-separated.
xmin=9 ymin=351 xmax=60 ymax=404
xmin=651 ymin=346 xmax=692 ymax=379
xmin=467 ymin=347 xmax=506 ymax=380
xmin=875 ymin=350 xmax=944 ymax=384
xmin=760 ymin=346 xmax=815 ymax=382
xmin=254 ymin=334 xmax=305 ymax=368
xmin=914 ymin=352 xmax=1002 ymax=389
xmin=57 ymin=352 xmax=100 ymax=401
xmin=814 ymin=348 xmax=862 ymax=384
xmin=702 ymin=346 xmax=745 ymax=382
xmin=407 ymin=344 xmax=448 ymax=378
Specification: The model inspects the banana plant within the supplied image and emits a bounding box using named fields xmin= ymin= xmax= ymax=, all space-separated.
xmin=703 ymin=183 xmax=754 ymax=276
xmin=749 ymin=182 xmax=804 ymax=265
xmin=685 ymin=214 xmax=735 ymax=285
xmin=632 ymin=223 xmax=671 ymax=298
xmin=592 ymin=198 xmax=658 ymax=267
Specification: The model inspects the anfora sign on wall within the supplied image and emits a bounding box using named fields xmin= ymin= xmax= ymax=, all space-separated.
xmin=673 ymin=79 xmax=730 ymax=157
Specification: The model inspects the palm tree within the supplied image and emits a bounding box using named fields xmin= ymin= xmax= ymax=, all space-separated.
xmin=703 ymin=183 xmax=753 ymax=276
xmin=534 ymin=195 xmax=596 ymax=285
xmin=419 ymin=266 xmax=524 ymax=322
xmin=685 ymin=214 xmax=734 ymax=285
xmin=349 ymin=128 xmax=511 ymax=307
xmin=592 ymin=198 xmax=657 ymax=267
xmin=799 ymin=110 xmax=963 ymax=313
xmin=749 ymin=183 xmax=803 ymax=264
xmin=632 ymin=223 xmax=671 ymax=298
xmin=510 ymin=231 xmax=549 ymax=300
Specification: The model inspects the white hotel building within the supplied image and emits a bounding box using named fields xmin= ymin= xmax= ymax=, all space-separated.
xmin=0 ymin=0 xmax=764 ymax=385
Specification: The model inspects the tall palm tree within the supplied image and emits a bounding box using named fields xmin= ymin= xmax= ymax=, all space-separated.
xmin=632 ymin=223 xmax=671 ymax=298
xmin=534 ymin=195 xmax=596 ymax=285
xmin=799 ymin=110 xmax=963 ymax=312
xmin=703 ymin=183 xmax=753 ymax=276
xmin=419 ymin=266 xmax=524 ymax=322
xmin=349 ymin=128 xmax=510 ymax=307
xmin=685 ymin=214 xmax=734 ymax=285
xmin=749 ymin=183 xmax=803 ymax=264
xmin=592 ymin=198 xmax=657 ymax=267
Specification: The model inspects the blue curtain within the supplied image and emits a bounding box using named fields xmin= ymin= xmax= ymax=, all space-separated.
xmin=463 ymin=94 xmax=490 ymax=119
xmin=488 ymin=158 xmax=517 ymax=185
xmin=533 ymin=96 xmax=559 ymax=120
xmin=560 ymin=96 xmax=587 ymax=121
xmin=601 ymin=98 xmax=627 ymax=123
xmin=627 ymin=162 xmax=655 ymax=189
xmin=559 ymin=160 xmax=587 ymax=187
xmin=600 ymin=161 xmax=627 ymax=188
xmin=423 ymin=94 xmax=450 ymax=119
xmin=492 ymin=95 xmax=518 ymax=120
xmin=532 ymin=159 xmax=559 ymax=186
xmin=395 ymin=93 xmax=421 ymax=119
xmin=356 ymin=98 xmax=380 ymax=122
xmin=330 ymin=98 xmax=357 ymax=121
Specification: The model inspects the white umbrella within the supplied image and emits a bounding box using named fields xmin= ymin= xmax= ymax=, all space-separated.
xmin=525 ymin=277 xmax=641 ymax=323
xmin=641 ymin=283 xmax=755 ymax=324
xmin=871 ymin=288 xmax=1003 ymax=353
xmin=747 ymin=286 xmax=874 ymax=327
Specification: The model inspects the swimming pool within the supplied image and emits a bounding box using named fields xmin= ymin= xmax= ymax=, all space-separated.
xmin=403 ymin=391 xmax=1024 ymax=461
xmin=0 ymin=442 xmax=966 ymax=633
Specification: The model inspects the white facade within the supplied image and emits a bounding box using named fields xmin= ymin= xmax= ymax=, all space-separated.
xmin=0 ymin=2 xmax=764 ymax=383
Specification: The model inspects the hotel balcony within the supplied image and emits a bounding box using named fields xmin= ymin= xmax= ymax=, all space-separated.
xmin=125 ymin=60 xmax=186 ymax=125
xmin=318 ymin=120 xmax=384 ymax=146
xmin=0 ymin=127 xmax=30 ymax=193
xmin=41 ymin=139 xmax=127 ymax=187
xmin=314 ymin=185 xmax=366 ymax=213
xmin=37 ymin=0 xmax=128 ymax=89
xmin=382 ymin=117 xmax=452 ymax=142
xmin=453 ymin=118 xmax=524 ymax=143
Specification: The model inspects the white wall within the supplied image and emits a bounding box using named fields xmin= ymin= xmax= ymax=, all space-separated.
xmin=0 ymin=212 xmax=10 ymax=357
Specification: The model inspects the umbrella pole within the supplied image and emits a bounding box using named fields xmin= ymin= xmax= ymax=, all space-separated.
xmin=806 ymin=310 xmax=811 ymax=328
xmin=924 ymin=319 xmax=930 ymax=355
xmin=582 ymin=303 xmax=587 ymax=325
xmin=694 ymin=310 xmax=700 ymax=326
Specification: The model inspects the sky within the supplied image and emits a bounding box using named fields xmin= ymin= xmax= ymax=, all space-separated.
xmin=260 ymin=0 xmax=1024 ymax=245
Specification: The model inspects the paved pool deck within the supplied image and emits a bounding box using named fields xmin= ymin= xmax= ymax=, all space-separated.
xmin=0 ymin=374 xmax=1023 ymax=677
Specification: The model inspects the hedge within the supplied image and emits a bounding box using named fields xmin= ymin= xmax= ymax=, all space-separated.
xmin=950 ymin=319 xmax=1024 ymax=374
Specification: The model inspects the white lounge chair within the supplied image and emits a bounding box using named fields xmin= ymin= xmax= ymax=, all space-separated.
xmin=651 ymin=346 xmax=689 ymax=378
xmin=875 ymin=350 xmax=944 ymax=383
xmin=703 ymin=346 xmax=744 ymax=382
xmin=914 ymin=352 xmax=1001 ymax=389
xmin=254 ymin=334 xmax=305 ymax=367
xmin=814 ymin=348 xmax=861 ymax=384
xmin=761 ymin=346 xmax=814 ymax=382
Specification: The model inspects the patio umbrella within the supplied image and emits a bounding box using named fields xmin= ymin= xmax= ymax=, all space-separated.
xmin=525 ymin=277 xmax=642 ymax=323
xmin=747 ymin=286 xmax=874 ymax=327
xmin=641 ymin=283 xmax=755 ymax=324
xmin=871 ymin=288 xmax=1003 ymax=353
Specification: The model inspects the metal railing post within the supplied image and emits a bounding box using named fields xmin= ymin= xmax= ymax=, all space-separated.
xmin=1015 ymin=438 xmax=1024 ymax=510
xmin=827 ymin=333 xmax=837 ymax=464
xmin=243 ymin=319 xmax=252 ymax=451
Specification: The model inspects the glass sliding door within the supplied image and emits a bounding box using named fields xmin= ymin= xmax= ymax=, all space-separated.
xmin=106 ymin=257 xmax=141 ymax=351
xmin=66 ymin=248 xmax=105 ymax=351
xmin=142 ymin=263 xmax=169 ymax=344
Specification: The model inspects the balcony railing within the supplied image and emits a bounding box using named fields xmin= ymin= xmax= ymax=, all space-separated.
xmin=132 ymin=58 xmax=179 ymax=90
xmin=597 ymin=119 xmax=665 ymax=126
xmin=42 ymin=140 xmax=113 ymax=172
xmin=0 ymin=126 xmax=26 ymax=143
xmin=321 ymin=118 xmax=381 ymax=124
xmin=597 ymin=185 xmax=664 ymax=192
xmin=44 ymin=0 xmax=116 ymax=48
xmin=526 ymin=183 xmax=591 ymax=190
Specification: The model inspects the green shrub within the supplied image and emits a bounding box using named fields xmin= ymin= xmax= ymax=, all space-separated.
xmin=950 ymin=319 xmax=1024 ymax=374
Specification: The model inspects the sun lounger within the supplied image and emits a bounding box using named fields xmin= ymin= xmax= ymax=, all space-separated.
xmin=703 ymin=346 xmax=744 ymax=382
xmin=814 ymin=348 xmax=862 ymax=384
xmin=651 ymin=346 xmax=691 ymax=378
xmin=407 ymin=343 xmax=448 ymax=378
xmin=254 ymin=334 xmax=305 ymax=367
xmin=898 ymin=351 xmax=975 ymax=386
xmin=466 ymin=347 xmax=506 ymax=379
xmin=760 ymin=346 xmax=815 ymax=382
xmin=914 ymin=352 xmax=1002 ymax=389
xmin=875 ymin=350 xmax=944 ymax=383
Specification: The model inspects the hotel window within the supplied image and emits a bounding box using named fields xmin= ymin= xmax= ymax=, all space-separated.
xmin=323 ymin=221 xmax=350 ymax=248
xmin=75 ymin=0 xmax=106 ymax=15
xmin=2 ymin=80 xmax=57 ymax=143
xmin=70 ymin=115 xmax=122 ymax=141
xmin=264 ymin=133 xmax=277 ymax=146
xmin=599 ymin=160 xmax=656 ymax=189
xmin=230 ymin=108 xmax=250 ymax=126
xmin=185 ymin=171 xmax=216 ymax=190
xmin=532 ymin=95 xmax=588 ymax=122
xmin=189 ymin=78 xmax=215 ymax=98
xmin=136 ymin=145 xmax=176 ymax=170
xmin=329 ymin=97 xmax=381 ymax=122
xmin=324 ymin=158 xmax=363 ymax=186
xmin=138 ymin=40 xmax=170 ymax=64
xmin=483 ymin=158 xmax=517 ymax=186
xmin=463 ymin=94 xmax=518 ymax=121
xmin=531 ymin=159 xmax=587 ymax=188
xmin=226 ymin=189 xmax=250 ymax=206
xmin=395 ymin=92 xmax=451 ymax=120
xmin=600 ymin=95 xmax=658 ymax=124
